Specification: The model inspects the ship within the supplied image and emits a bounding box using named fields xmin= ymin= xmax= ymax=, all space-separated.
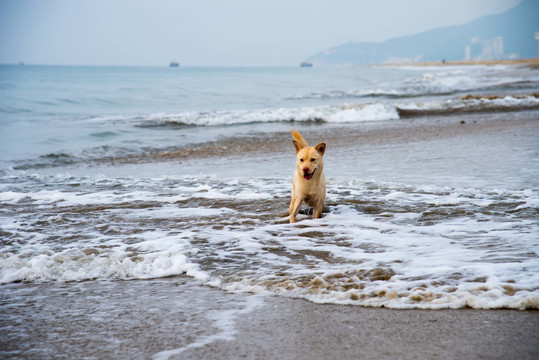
xmin=300 ymin=61 xmax=313 ymax=67
xmin=169 ymin=61 xmax=180 ymax=67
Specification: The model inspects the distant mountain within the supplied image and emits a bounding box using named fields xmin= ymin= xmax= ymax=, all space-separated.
xmin=307 ymin=0 xmax=539 ymax=65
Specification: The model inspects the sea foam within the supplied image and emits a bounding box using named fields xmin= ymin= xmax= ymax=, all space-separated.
xmin=2 ymin=173 xmax=537 ymax=309
xmin=141 ymin=103 xmax=400 ymax=127
xmin=134 ymin=95 xmax=539 ymax=127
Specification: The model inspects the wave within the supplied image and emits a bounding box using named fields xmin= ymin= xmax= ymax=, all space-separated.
xmin=138 ymin=103 xmax=400 ymax=127
xmin=285 ymin=89 xmax=404 ymax=100
xmin=14 ymin=145 xmax=141 ymax=169
xmin=397 ymin=93 xmax=539 ymax=117
xmin=137 ymin=94 xmax=539 ymax=127
xmin=6 ymin=93 xmax=537 ymax=171
xmin=287 ymin=68 xmax=534 ymax=101
xmin=1 ymin=173 xmax=538 ymax=309
xmin=0 ymin=246 xmax=209 ymax=284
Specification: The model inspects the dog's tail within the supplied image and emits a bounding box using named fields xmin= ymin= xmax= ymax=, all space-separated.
xmin=291 ymin=129 xmax=309 ymax=148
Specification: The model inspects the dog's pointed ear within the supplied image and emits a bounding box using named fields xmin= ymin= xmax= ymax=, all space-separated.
xmin=293 ymin=140 xmax=304 ymax=154
xmin=315 ymin=143 xmax=326 ymax=156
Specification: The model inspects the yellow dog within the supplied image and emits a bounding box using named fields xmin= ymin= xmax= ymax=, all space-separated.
xmin=289 ymin=130 xmax=326 ymax=223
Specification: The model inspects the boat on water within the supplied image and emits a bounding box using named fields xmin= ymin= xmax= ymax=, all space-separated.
xmin=169 ymin=62 xmax=180 ymax=67
xmin=300 ymin=61 xmax=313 ymax=67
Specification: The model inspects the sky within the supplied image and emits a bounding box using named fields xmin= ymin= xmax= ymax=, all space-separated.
xmin=0 ymin=0 xmax=522 ymax=67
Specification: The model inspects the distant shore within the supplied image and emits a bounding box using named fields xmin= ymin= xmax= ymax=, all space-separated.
xmin=379 ymin=57 xmax=539 ymax=69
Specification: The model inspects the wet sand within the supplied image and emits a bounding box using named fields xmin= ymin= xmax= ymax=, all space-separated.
xmin=3 ymin=279 xmax=537 ymax=360
xmin=181 ymin=296 xmax=539 ymax=360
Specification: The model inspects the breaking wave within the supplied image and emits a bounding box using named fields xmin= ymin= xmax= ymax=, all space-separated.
xmin=287 ymin=67 xmax=536 ymax=100
xmin=135 ymin=94 xmax=539 ymax=127
xmin=397 ymin=93 xmax=539 ymax=117
xmin=1 ymin=173 xmax=538 ymax=309
xmin=137 ymin=103 xmax=399 ymax=127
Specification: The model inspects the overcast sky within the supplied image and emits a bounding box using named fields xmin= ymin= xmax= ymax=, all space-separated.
xmin=0 ymin=0 xmax=522 ymax=67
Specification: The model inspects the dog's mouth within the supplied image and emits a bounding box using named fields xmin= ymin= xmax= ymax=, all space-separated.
xmin=303 ymin=169 xmax=316 ymax=180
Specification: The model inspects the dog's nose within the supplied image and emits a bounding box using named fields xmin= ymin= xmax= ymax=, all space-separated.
xmin=303 ymin=167 xmax=310 ymax=173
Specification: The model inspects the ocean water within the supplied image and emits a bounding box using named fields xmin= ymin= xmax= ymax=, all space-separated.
xmin=1 ymin=64 xmax=539 ymax=357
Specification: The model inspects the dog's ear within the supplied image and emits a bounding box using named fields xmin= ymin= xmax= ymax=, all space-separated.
xmin=315 ymin=143 xmax=326 ymax=156
xmin=293 ymin=140 xmax=304 ymax=154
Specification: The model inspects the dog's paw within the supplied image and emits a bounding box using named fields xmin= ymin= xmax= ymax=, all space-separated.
xmin=299 ymin=207 xmax=330 ymax=215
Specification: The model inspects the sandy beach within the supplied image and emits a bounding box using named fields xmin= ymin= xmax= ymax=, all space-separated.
xmin=379 ymin=57 xmax=539 ymax=69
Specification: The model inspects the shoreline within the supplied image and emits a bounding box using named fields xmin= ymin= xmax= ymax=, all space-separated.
xmin=377 ymin=57 xmax=539 ymax=68
xmin=3 ymin=279 xmax=537 ymax=360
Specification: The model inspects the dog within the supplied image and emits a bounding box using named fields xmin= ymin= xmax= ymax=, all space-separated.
xmin=289 ymin=130 xmax=326 ymax=223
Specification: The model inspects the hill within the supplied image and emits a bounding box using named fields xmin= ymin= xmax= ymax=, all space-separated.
xmin=306 ymin=0 xmax=539 ymax=65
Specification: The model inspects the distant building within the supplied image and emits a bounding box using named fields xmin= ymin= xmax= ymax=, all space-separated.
xmin=465 ymin=36 xmax=505 ymax=60
xmin=470 ymin=37 xmax=483 ymax=60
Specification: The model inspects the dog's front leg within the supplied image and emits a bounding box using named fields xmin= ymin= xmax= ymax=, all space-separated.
xmin=312 ymin=199 xmax=324 ymax=219
xmin=289 ymin=196 xmax=304 ymax=223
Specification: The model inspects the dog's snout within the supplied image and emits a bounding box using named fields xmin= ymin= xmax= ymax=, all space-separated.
xmin=303 ymin=167 xmax=310 ymax=174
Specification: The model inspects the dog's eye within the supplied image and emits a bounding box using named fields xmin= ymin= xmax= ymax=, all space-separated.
xmin=310 ymin=158 xmax=316 ymax=162
xmin=300 ymin=159 xmax=304 ymax=162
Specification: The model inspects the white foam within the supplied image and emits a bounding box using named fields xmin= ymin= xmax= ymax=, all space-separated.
xmin=143 ymin=103 xmax=399 ymax=126
xmin=0 ymin=239 xmax=209 ymax=283
xmin=207 ymin=181 xmax=539 ymax=310
xmin=0 ymin=188 xmax=163 ymax=207
xmin=398 ymin=94 xmax=539 ymax=113
xmin=136 ymin=92 xmax=539 ymax=127
xmin=2 ymin=173 xmax=538 ymax=310
xmin=122 ymin=206 xmax=235 ymax=219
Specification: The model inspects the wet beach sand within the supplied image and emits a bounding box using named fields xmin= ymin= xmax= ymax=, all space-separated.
xmin=182 ymin=296 xmax=538 ymax=360
xmin=3 ymin=278 xmax=537 ymax=360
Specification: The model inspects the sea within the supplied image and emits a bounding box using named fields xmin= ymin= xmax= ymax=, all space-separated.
xmin=1 ymin=64 xmax=539 ymax=358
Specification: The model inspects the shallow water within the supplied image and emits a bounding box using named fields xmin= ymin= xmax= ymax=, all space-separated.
xmin=0 ymin=278 xmax=263 ymax=359
xmin=2 ymin=112 xmax=538 ymax=311
xmin=2 ymin=64 xmax=538 ymax=164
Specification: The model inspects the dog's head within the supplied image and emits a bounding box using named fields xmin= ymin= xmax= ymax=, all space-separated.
xmin=293 ymin=140 xmax=326 ymax=181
